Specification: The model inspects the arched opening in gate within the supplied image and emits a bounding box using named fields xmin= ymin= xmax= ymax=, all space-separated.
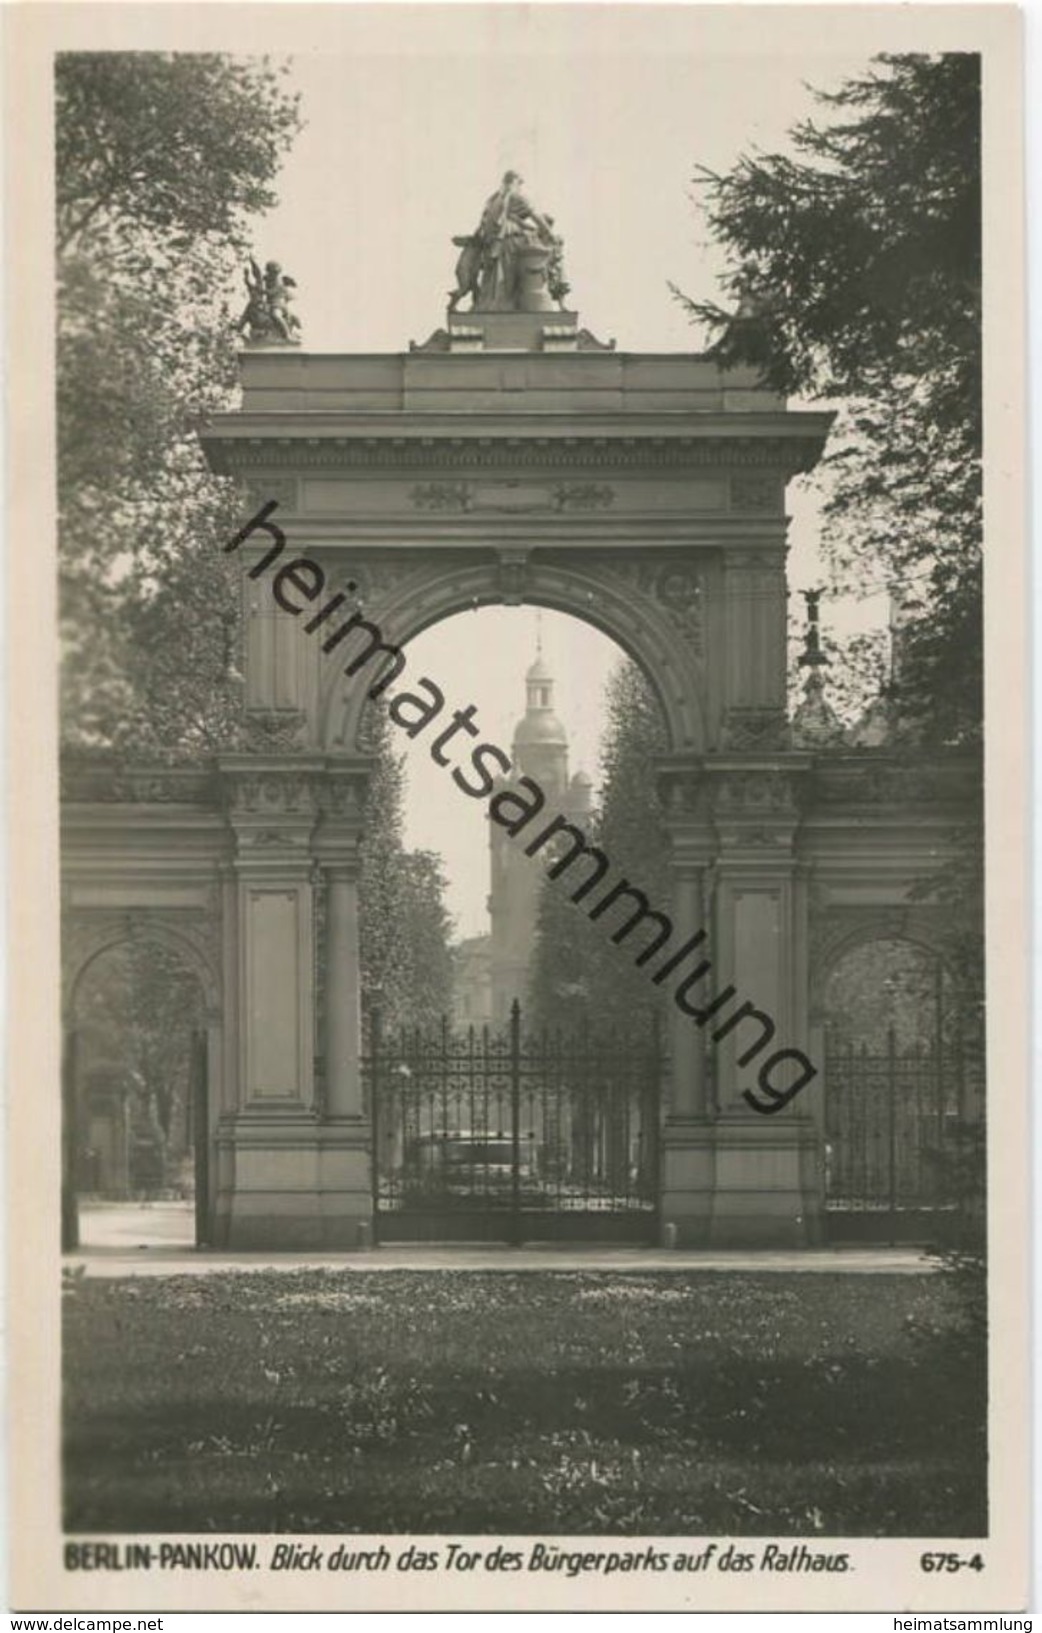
xmin=64 ymin=937 xmax=211 ymax=1252
xmin=320 ymin=561 xmax=704 ymax=761
xmin=822 ymin=936 xmax=971 ymax=1243
xmin=337 ymin=599 xmax=675 ymax=1243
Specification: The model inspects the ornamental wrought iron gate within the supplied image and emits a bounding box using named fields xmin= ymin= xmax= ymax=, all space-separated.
xmin=824 ymin=1028 xmax=983 ymax=1243
xmin=367 ymin=1001 xmax=661 ymax=1244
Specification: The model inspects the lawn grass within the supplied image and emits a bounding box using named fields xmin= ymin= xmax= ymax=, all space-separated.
xmin=63 ymin=1269 xmax=986 ymax=1536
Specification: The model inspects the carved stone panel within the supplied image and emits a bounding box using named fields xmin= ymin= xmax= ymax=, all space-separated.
xmin=243 ymin=710 xmax=309 ymax=753
xmin=410 ymin=481 xmax=473 ymax=512
xmin=729 ymin=473 xmax=783 ymax=513
xmin=719 ymin=707 xmax=791 ymax=751
xmin=245 ymin=477 xmax=299 ymax=514
xmin=553 ymin=483 xmax=614 ymax=512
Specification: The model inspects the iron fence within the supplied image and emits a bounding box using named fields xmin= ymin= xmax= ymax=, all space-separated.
xmin=825 ymin=1027 xmax=984 ymax=1240
xmin=365 ymin=1000 xmax=661 ymax=1243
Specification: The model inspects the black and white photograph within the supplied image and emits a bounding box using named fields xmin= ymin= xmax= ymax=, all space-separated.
xmin=6 ymin=1 xmax=1029 ymax=1615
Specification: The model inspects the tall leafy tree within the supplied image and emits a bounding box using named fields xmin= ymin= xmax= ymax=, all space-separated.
xmin=529 ymin=661 xmax=671 ymax=1037
xmin=57 ymin=52 xmax=301 ymax=753
xmin=357 ymin=710 xmax=455 ymax=1034
xmin=74 ymin=941 xmax=204 ymax=1190
xmin=676 ymin=54 xmax=981 ymax=745
xmin=59 ymin=57 xmax=453 ymax=1100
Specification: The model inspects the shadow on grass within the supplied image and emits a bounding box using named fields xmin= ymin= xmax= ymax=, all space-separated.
xmin=65 ymin=1350 xmax=986 ymax=1536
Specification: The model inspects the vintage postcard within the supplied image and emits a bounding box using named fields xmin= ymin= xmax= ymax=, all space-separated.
xmin=6 ymin=1 xmax=1030 ymax=1615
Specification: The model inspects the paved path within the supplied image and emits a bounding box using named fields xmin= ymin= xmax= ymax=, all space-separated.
xmin=68 ymin=1202 xmax=933 ymax=1278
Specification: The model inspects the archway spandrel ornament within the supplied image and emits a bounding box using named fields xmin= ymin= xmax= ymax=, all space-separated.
xmin=595 ymin=560 xmax=704 ymax=660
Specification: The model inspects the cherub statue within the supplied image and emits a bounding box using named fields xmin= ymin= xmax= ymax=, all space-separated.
xmin=235 ymin=258 xmax=301 ymax=343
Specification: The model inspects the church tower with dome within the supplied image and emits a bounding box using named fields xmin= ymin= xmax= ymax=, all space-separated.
xmin=487 ymin=643 xmax=593 ymax=1026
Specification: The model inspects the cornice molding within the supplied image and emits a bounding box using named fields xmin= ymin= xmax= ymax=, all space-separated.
xmin=203 ymin=432 xmax=827 ymax=476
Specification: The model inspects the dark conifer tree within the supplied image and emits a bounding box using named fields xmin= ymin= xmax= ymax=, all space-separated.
xmin=676 ymin=54 xmax=981 ymax=745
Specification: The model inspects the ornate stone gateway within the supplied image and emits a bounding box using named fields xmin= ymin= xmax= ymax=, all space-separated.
xmin=60 ymin=183 xmax=980 ymax=1250
xmin=194 ymin=285 xmax=830 ymax=1247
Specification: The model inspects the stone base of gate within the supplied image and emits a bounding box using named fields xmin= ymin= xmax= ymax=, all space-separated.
xmin=212 ymin=1116 xmax=373 ymax=1250
xmin=661 ymin=1115 xmax=823 ymax=1248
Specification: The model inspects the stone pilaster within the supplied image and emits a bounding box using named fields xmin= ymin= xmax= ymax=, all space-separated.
xmin=310 ymin=763 xmax=374 ymax=1244
xmin=656 ymin=763 xmax=717 ymax=1245
xmin=702 ymin=758 xmax=822 ymax=1245
xmin=313 ymin=763 xmax=370 ymax=1115
xmin=323 ymin=863 xmax=362 ymax=1117
xmin=213 ymin=755 xmax=374 ymax=1249
xmin=720 ymin=547 xmax=789 ymax=750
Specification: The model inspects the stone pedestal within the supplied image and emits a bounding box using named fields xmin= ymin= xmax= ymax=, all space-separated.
xmin=215 ymin=1116 xmax=372 ymax=1250
xmin=442 ymin=308 xmax=585 ymax=352
xmin=660 ymin=1117 xmax=716 ymax=1246
xmin=707 ymin=1114 xmax=822 ymax=1246
xmin=661 ymin=1116 xmax=821 ymax=1248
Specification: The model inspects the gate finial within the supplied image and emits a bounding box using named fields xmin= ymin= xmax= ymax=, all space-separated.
xmin=797 ymin=587 xmax=828 ymax=670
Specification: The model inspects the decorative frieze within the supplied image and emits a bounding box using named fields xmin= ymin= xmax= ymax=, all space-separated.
xmin=220 ymin=761 xmax=370 ymax=831
xmin=710 ymin=771 xmax=801 ymax=819
xmin=224 ymin=774 xmax=319 ymax=819
xmin=810 ymin=758 xmax=980 ymax=808
xmin=409 ymin=479 xmax=614 ymax=514
xmin=207 ymin=433 xmax=826 ymax=475
xmin=60 ymin=759 xmax=217 ymax=806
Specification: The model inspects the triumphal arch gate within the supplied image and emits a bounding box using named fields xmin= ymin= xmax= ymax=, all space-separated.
xmin=61 ymin=186 xmax=976 ymax=1249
